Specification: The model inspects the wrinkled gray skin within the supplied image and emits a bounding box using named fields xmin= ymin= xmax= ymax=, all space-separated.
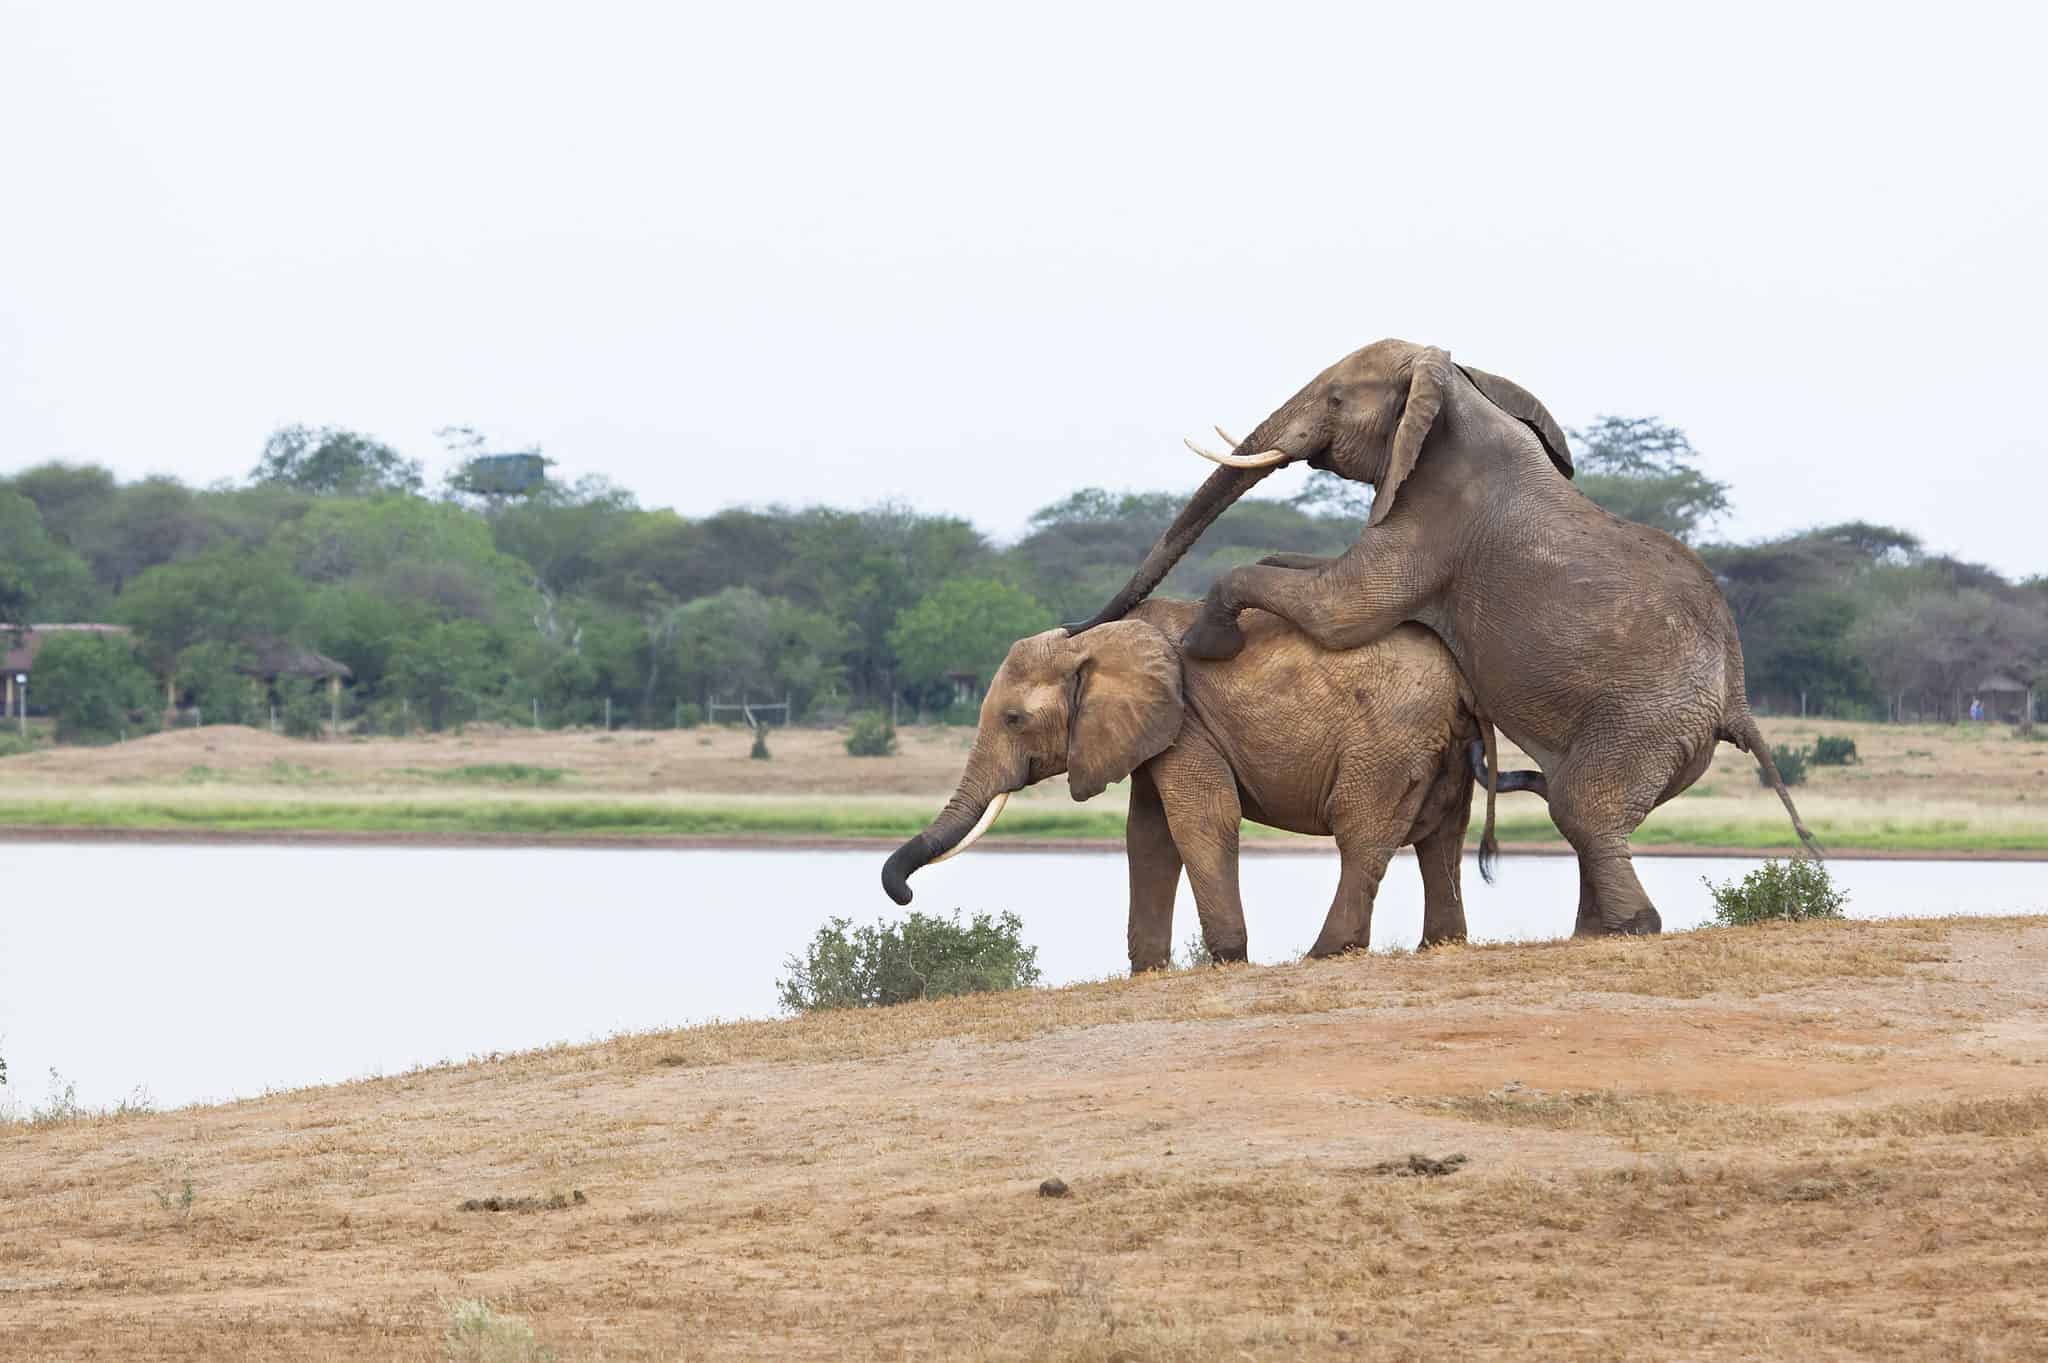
xmin=884 ymin=600 xmax=1545 ymax=969
xmin=1068 ymin=339 xmax=1819 ymax=937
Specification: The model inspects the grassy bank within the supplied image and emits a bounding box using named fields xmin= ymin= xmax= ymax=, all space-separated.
xmin=2 ymin=794 xmax=2044 ymax=853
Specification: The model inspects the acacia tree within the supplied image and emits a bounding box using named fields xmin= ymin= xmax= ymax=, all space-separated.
xmin=1569 ymin=416 xmax=1730 ymax=543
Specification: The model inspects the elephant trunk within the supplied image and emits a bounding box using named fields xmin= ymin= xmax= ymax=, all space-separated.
xmin=881 ymin=750 xmax=1013 ymax=905
xmin=1064 ymin=463 xmax=1276 ymax=634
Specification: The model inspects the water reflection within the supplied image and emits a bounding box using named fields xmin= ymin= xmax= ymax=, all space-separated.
xmin=1 ymin=843 xmax=2041 ymax=1109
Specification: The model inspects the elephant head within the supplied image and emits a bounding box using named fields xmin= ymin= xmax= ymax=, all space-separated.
xmin=1065 ymin=339 xmax=1575 ymax=633
xmin=881 ymin=621 xmax=1182 ymax=905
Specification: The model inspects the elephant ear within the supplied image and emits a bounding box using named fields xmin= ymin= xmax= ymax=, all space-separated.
xmin=1458 ymin=364 xmax=1574 ymax=480
xmin=1064 ymin=620 xmax=1183 ymax=802
xmin=1369 ymin=346 xmax=1454 ymax=527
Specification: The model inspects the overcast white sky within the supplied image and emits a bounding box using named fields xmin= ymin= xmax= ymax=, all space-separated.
xmin=3 ymin=2 xmax=2042 ymax=572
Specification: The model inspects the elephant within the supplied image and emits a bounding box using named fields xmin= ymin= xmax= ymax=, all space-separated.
xmin=1065 ymin=338 xmax=1819 ymax=937
xmin=879 ymin=598 xmax=1546 ymax=970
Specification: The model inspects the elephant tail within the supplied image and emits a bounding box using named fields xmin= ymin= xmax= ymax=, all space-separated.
xmin=1466 ymin=726 xmax=1548 ymax=885
xmin=1723 ymin=713 xmax=1825 ymax=860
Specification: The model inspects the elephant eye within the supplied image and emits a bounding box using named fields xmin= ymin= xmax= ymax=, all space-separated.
xmin=1003 ymin=710 xmax=1025 ymax=729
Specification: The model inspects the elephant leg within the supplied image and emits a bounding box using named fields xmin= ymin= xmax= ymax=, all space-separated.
xmin=1572 ymin=859 xmax=1602 ymax=938
xmin=1125 ymin=765 xmax=1184 ymax=973
xmin=1413 ymin=818 xmax=1470 ymax=949
xmin=1183 ymin=518 xmax=1439 ymax=660
xmin=1308 ymin=831 xmax=1395 ymax=957
xmin=1548 ymin=755 xmax=1662 ymax=936
xmin=1150 ymin=731 xmax=1249 ymax=963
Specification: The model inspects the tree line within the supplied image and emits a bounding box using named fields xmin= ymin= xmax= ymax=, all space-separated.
xmin=1 ymin=419 xmax=2041 ymax=738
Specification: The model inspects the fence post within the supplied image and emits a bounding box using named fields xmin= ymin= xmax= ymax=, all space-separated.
xmin=532 ymin=698 xmax=540 ymax=729
xmin=604 ymin=696 xmax=612 ymax=731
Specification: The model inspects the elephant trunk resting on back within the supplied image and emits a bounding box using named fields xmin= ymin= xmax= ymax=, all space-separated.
xmin=881 ymin=599 xmax=1544 ymax=970
xmin=1068 ymin=338 xmax=1821 ymax=938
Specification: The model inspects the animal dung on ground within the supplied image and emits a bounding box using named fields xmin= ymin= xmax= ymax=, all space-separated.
xmin=458 ymin=1189 xmax=588 ymax=1213
xmin=1038 ymin=1177 xmax=1070 ymax=1198
xmin=1367 ymin=1153 xmax=1468 ymax=1178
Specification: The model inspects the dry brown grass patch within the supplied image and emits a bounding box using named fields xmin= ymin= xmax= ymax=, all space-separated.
xmin=1831 ymin=1090 xmax=2048 ymax=1139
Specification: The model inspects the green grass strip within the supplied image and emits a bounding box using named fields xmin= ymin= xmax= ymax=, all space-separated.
xmin=1 ymin=799 xmax=2044 ymax=852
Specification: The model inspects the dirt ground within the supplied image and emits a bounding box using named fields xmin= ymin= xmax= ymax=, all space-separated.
xmin=6 ymin=916 xmax=2047 ymax=1361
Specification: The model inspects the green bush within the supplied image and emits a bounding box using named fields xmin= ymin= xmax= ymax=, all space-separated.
xmin=275 ymin=678 xmax=329 ymax=739
xmin=844 ymin=710 xmax=897 ymax=757
xmin=1810 ymin=734 xmax=1859 ymax=766
xmin=1703 ymin=858 xmax=1847 ymax=926
xmin=29 ymin=632 xmax=158 ymax=740
xmin=674 ymin=702 xmax=703 ymax=729
xmin=778 ymin=910 xmax=1042 ymax=1012
xmin=1762 ymin=743 xmax=1809 ymax=786
xmin=939 ymin=698 xmax=981 ymax=727
xmin=175 ymin=642 xmax=263 ymax=726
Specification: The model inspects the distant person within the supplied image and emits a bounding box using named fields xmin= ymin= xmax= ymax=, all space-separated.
xmin=1970 ymin=696 xmax=1984 ymax=722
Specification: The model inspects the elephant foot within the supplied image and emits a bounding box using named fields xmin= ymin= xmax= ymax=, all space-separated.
xmin=1573 ymin=908 xmax=1661 ymax=937
xmin=1181 ymin=609 xmax=1247 ymax=661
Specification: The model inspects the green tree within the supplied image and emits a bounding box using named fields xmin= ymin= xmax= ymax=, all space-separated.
xmin=385 ymin=620 xmax=507 ymax=730
xmin=490 ymin=476 xmax=638 ymax=595
xmin=174 ymin=642 xmax=264 ymax=725
xmin=117 ymin=546 xmax=309 ymax=670
xmin=670 ymin=587 xmax=849 ymax=715
xmin=0 ymin=490 xmax=100 ymax=621
xmin=1 ymin=462 xmax=119 ymax=556
xmin=887 ymin=578 xmax=1053 ymax=689
xmin=1569 ymin=416 xmax=1730 ymax=543
xmin=30 ymin=631 xmax=157 ymax=740
xmin=251 ymin=425 xmax=423 ymax=497
xmin=86 ymin=477 xmax=222 ymax=592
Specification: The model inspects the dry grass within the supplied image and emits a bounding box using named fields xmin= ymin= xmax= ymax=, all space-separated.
xmin=7 ymin=916 xmax=2048 ymax=1361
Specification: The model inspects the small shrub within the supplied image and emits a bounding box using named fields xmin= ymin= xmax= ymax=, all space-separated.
xmin=1810 ymin=734 xmax=1859 ymax=766
xmin=444 ymin=1298 xmax=552 ymax=1363
xmin=0 ymin=733 xmax=37 ymax=759
xmin=844 ymin=710 xmax=897 ymax=757
xmin=1175 ymin=930 xmax=1216 ymax=970
xmin=939 ymin=699 xmax=981 ymax=727
xmin=749 ymin=728 xmax=771 ymax=760
xmin=1703 ymin=858 xmax=1847 ymax=926
xmin=1762 ymin=743 xmax=1809 ymax=786
xmin=152 ymin=1169 xmax=196 ymax=1224
xmin=778 ymin=910 xmax=1042 ymax=1012
xmin=674 ymin=702 xmax=703 ymax=729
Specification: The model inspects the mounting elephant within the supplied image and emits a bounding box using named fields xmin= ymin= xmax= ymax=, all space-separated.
xmin=880 ymin=598 xmax=1545 ymax=970
xmin=1065 ymin=339 xmax=1819 ymax=937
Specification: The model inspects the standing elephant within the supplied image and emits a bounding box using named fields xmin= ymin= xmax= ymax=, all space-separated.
xmin=880 ymin=599 xmax=1544 ymax=970
xmin=1065 ymin=339 xmax=1819 ymax=937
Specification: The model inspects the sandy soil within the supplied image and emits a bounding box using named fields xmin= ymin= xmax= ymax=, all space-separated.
xmin=6 ymin=916 xmax=2046 ymax=1361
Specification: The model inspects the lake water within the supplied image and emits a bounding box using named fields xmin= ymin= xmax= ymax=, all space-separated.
xmin=3 ymin=842 xmax=2043 ymax=1110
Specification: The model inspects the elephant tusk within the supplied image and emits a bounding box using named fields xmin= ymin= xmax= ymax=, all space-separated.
xmin=929 ymin=791 xmax=1009 ymax=864
xmin=1213 ymin=425 xmax=1244 ymax=448
xmin=1184 ymin=437 xmax=1289 ymax=469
